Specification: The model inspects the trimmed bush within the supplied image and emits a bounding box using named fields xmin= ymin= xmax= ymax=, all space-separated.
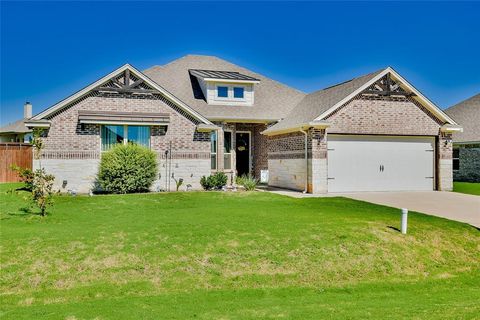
xmin=98 ymin=144 xmax=158 ymax=194
xmin=236 ymin=174 xmax=258 ymax=191
xmin=200 ymin=172 xmax=228 ymax=190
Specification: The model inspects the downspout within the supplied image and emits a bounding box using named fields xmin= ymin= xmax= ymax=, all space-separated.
xmin=300 ymin=129 xmax=308 ymax=193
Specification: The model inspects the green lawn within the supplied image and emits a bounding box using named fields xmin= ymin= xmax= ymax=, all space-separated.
xmin=1 ymin=183 xmax=479 ymax=319
xmin=453 ymin=182 xmax=480 ymax=196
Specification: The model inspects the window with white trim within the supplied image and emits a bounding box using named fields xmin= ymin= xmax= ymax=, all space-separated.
xmin=215 ymin=85 xmax=246 ymax=101
xmin=217 ymin=86 xmax=228 ymax=98
xmin=224 ymin=131 xmax=232 ymax=170
xmin=101 ymin=125 xmax=150 ymax=151
xmin=233 ymin=87 xmax=244 ymax=99
xmin=210 ymin=131 xmax=217 ymax=170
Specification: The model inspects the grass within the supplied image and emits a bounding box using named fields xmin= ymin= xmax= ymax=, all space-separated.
xmin=453 ymin=182 xmax=480 ymax=196
xmin=1 ymin=183 xmax=479 ymax=319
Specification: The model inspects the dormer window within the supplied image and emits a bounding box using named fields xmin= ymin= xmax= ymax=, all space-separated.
xmin=233 ymin=87 xmax=244 ymax=99
xmin=189 ymin=69 xmax=260 ymax=106
xmin=217 ymin=86 xmax=229 ymax=98
xmin=215 ymin=85 xmax=246 ymax=101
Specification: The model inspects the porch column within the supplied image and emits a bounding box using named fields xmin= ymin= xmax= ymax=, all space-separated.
xmin=309 ymin=128 xmax=328 ymax=194
xmin=437 ymin=132 xmax=453 ymax=191
xmin=217 ymin=125 xmax=225 ymax=171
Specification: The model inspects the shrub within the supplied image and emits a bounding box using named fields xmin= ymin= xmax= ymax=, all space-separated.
xmin=31 ymin=168 xmax=56 ymax=216
xmin=11 ymin=165 xmax=34 ymax=191
xmin=236 ymin=174 xmax=258 ymax=191
xmin=200 ymin=172 xmax=228 ymax=190
xmin=98 ymin=144 xmax=158 ymax=194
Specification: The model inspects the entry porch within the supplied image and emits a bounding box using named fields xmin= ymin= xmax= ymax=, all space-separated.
xmin=210 ymin=122 xmax=268 ymax=183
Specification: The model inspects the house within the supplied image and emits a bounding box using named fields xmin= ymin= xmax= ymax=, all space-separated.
xmin=445 ymin=94 xmax=480 ymax=182
xmin=0 ymin=102 xmax=33 ymax=143
xmin=20 ymin=55 xmax=460 ymax=193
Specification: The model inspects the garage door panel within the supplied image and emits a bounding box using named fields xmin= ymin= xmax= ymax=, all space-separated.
xmin=327 ymin=135 xmax=434 ymax=192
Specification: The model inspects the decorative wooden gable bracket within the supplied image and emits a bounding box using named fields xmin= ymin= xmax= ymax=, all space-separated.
xmin=94 ymin=69 xmax=158 ymax=95
xmin=362 ymin=73 xmax=416 ymax=97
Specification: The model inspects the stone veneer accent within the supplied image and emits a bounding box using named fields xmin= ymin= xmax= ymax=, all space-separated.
xmin=267 ymin=132 xmax=308 ymax=191
xmin=438 ymin=132 xmax=453 ymax=191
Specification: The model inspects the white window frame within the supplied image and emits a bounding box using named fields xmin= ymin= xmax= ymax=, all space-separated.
xmin=215 ymin=85 xmax=230 ymax=100
xmin=100 ymin=124 xmax=151 ymax=151
xmin=210 ymin=130 xmax=218 ymax=170
xmin=232 ymin=86 xmax=245 ymax=100
xmin=223 ymin=130 xmax=233 ymax=171
xmin=214 ymin=84 xmax=247 ymax=102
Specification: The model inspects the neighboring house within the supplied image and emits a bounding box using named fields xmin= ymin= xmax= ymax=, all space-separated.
xmin=445 ymin=94 xmax=480 ymax=182
xmin=0 ymin=102 xmax=33 ymax=143
xmin=20 ymin=55 xmax=459 ymax=193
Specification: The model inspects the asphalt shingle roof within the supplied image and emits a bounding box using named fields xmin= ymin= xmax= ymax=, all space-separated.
xmin=144 ymin=55 xmax=306 ymax=121
xmin=263 ymin=69 xmax=384 ymax=133
xmin=0 ymin=119 xmax=31 ymax=134
xmin=445 ymin=94 xmax=480 ymax=143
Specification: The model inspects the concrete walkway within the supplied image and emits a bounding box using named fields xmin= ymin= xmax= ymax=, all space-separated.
xmin=339 ymin=191 xmax=480 ymax=228
xmin=263 ymin=187 xmax=480 ymax=227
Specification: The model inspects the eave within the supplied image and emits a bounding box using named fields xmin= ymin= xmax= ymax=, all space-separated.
xmin=262 ymin=121 xmax=331 ymax=136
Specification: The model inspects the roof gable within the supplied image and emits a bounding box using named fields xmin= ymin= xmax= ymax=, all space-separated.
xmin=32 ymin=64 xmax=212 ymax=125
xmin=263 ymin=67 xmax=457 ymax=135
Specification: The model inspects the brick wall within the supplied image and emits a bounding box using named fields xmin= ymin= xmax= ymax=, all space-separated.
xmin=38 ymin=94 xmax=211 ymax=193
xmin=326 ymin=96 xmax=442 ymax=136
xmin=42 ymin=94 xmax=210 ymax=155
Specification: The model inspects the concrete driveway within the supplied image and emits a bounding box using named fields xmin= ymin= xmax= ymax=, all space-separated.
xmin=341 ymin=191 xmax=480 ymax=228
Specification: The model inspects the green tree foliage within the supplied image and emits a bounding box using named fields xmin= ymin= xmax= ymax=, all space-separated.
xmin=98 ymin=144 xmax=158 ymax=194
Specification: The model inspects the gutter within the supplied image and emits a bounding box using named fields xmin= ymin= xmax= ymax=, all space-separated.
xmin=261 ymin=121 xmax=330 ymax=136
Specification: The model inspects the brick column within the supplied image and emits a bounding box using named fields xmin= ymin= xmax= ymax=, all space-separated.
xmin=437 ymin=132 xmax=453 ymax=191
xmin=309 ymin=128 xmax=328 ymax=194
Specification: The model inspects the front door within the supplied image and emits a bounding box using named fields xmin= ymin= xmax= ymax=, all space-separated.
xmin=236 ymin=132 xmax=250 ymax=176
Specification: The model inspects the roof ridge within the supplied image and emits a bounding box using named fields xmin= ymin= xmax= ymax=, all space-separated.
xmin=156 ymin=54 xmax=306 ymax=95
xmin=307 ymin=68 xmax=386 ymax=95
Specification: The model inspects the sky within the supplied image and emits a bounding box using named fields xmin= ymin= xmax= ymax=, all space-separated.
xmin=1 ymin=1 xmax=479 ymax=126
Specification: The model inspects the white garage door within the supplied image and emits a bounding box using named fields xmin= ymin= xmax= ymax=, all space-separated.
xmin=327 ymin=135 xmax=435 ymax=192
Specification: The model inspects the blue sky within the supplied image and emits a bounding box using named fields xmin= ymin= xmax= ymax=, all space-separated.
xmin=1 ymin=1 xmax=479 ymax=126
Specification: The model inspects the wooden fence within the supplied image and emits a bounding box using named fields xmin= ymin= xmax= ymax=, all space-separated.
xmin=0 ymin=143 xmax=33 ymax=183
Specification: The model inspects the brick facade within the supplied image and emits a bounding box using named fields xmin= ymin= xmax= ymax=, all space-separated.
xmin=267 ymin=96 xmax=453 ymax=193
xmin=43 ymin=94 xmax=210 ymax=155
xmin=326 ymin=96 xmax=443 ymax=135
xmin=213 ymin=122 xmax=269 ymax=181
xmin=40 ymin=94 xmax=211 ymax=192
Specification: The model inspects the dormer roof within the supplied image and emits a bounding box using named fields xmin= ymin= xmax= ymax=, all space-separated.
xmin=189 ymin=69 xmax=260 ymax=83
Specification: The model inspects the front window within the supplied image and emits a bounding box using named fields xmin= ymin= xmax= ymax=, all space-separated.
xmin=217 ymin=86 xmax=228 ymax=98
xmin=102 ymin=125 xmax=125 ymax=151
xmin=127 ymin=126 xmax=150 ymax=147
xmin=233 ymin=87 xmax=244 ymax=99
xmin=453 ymin=148 xmax=460 ymax=171
xmin=210 ymin=131 xmax=217 ymax=169
xmin=224 ymin=131 xmax=232 ymax=170
xmin=101 ymin=125 xmax=150 ymax=151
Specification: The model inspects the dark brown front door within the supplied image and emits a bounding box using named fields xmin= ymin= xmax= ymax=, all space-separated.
xmin=236 ymin=132 xmax=250 ymax=176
